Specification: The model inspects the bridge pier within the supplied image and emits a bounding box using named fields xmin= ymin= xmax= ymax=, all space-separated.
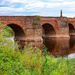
xmin=55 ymin=17 xmax=70 ymax=38
xmin=14 ymin=28 xmax=43 ymax=42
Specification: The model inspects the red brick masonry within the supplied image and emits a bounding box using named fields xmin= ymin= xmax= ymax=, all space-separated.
xmin=0 ymin=16 xmax=75 ymax=41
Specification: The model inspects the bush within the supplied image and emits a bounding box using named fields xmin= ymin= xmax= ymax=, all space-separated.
xmin=2 ymin=26 xmax=14 ymax=37
xmin=33 ymin=20 xmax=38 ymax=25
xmin=65 ymin=19 xmax=68 ymax=23
xmin=33 ymin=16 xmax=41 ymax=25
xmin=35 ymin=16 xmax=41 ymax=21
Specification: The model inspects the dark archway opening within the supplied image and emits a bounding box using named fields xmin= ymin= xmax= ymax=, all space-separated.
xmin=68 ymin=23 xmax=75 ymax=36
xmin=7 ymin=24 xmax=25 ymax=37
xmin=7 ymin=24 xmax=26 ymax=49
xmin=42 ymin=23 xmax=56 ymax=37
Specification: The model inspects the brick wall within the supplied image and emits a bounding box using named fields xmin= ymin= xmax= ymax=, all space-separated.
xmin=0 ymin=16 xmax=75 ymax=41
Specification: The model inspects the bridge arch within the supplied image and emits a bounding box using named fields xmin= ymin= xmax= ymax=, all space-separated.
xmin=68 ymin=23 xmax=75 ymax=36
xmin=42 ymin=23 xmax=56 ymax=37
xmin=7 ymin=23 xmax=25 ymax=38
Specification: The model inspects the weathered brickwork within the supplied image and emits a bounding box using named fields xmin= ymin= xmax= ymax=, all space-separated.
xmin=0 ymin=16 xmax=75 ymax=41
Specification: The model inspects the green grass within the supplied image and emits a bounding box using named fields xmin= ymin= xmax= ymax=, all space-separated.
xmin=2 ymin=25 xmax=14 ymax=37
xmin=0 ymin=22 xmax=75 ymax=75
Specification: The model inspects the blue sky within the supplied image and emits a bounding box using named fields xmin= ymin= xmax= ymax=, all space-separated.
xmin=0 ymin=0 xmax=75 ymax=17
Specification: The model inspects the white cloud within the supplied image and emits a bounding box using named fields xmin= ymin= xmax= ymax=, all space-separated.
xmin=56 ymin=0 xmax=68 ymax=1
xmin=0 ymin=1 xmax=6 ymax=5
xmin=25 ymin=1 xmax=75 ymax=9
xmin=0 ymin=0 xmax=75 ymax=17
xmin=0 ymin=7 xmax=24 ymax=13
xmin=25 ymin=1 xmax=46 ymax=9
xmin=3 ymin=0 xmax=39 ymax=3
xmin=4 ymin=0 xmax=28 ymax=3
xmin=63 ymin=13 xmax=75 ymax=17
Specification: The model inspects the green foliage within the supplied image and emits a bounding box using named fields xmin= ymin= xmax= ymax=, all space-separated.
xmin=35 ymin=16 xmax=41 ymax=21
xmin=33 ymin=16 xmax=41 ymax=25
xmin=0 ymin=21 xmax=14 ymax=37
xmin=2 ymin=26 xmax=14 ymax=37
xmin=65 ymin=18 xmax=68 ymax=23
xmin=24 ymin=28 xmax=26 ymax=31
xmin=33 ymin=20 xmax=38 ymax=25
xmin=0 ymin=21 xmax=75 ymax=75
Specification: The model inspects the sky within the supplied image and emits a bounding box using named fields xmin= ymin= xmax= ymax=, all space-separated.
xmin=0 ymin=0 xmax=75 ymax=17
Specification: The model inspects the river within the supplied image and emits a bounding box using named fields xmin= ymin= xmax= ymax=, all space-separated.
xmin=8 ymin=36 xmax=75 ymax=58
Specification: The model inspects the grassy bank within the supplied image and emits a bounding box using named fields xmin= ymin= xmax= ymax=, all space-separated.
xmin=0 ymin=22 xmax=75 ymax=75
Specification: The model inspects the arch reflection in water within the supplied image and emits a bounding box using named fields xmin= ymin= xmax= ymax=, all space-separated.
xmin=16 ymin=40 xmax=43 ymax=50
xmin=43 ymin=37 xmax=56 ymax=53
xmin=69 ymin=36 xmax=75 ymax=54
xmin=43 ymin=37 xmax=70 ymax=57
xmin=10 ymin=37 xmax=75 ymax=58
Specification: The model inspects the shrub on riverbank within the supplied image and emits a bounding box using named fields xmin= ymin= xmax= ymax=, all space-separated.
xmin=2 ymin=25 xmax=14 ymax=37
xmin=0 ymin=22 xmax=75 ymax=75
xmin=0 ymin=21 xmax=14 ymax=37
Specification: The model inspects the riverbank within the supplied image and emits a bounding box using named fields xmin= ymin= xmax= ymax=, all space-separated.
xmin=0 ymin=38 xmax=75 ymax=75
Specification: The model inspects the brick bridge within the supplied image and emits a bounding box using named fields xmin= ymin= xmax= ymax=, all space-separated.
xmin=0 ymin=16 xmax=75 ymax=41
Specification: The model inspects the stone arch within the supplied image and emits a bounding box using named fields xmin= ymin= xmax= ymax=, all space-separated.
xmin=68 ymin=23 xmax=75 ymax=36
xmin=42 ymin=23 xmax=56 ymax=37
xmin=7 ymin=23 xmax=25 ymax=38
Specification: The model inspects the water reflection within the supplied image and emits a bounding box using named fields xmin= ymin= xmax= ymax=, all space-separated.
xmin=43 ymin=37 xmax=69 ymax=57
xmin=43 ymin=36 xmax=75 ymax=58
xmin=69 ymin=36 xmax=75 ymax=53
xmin=9 ymin=36 xmax=75 ymax=58
xmin=43 ymin=37 xmax=56 ymax=53
xmin=17 ymin=41 xmax=43 ymax=49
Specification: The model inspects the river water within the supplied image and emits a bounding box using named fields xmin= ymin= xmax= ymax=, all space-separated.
xmin=8 ymin=36 xmax=75 ymax=58
xmin=43 ymin=36 xmax=75 ymax=58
